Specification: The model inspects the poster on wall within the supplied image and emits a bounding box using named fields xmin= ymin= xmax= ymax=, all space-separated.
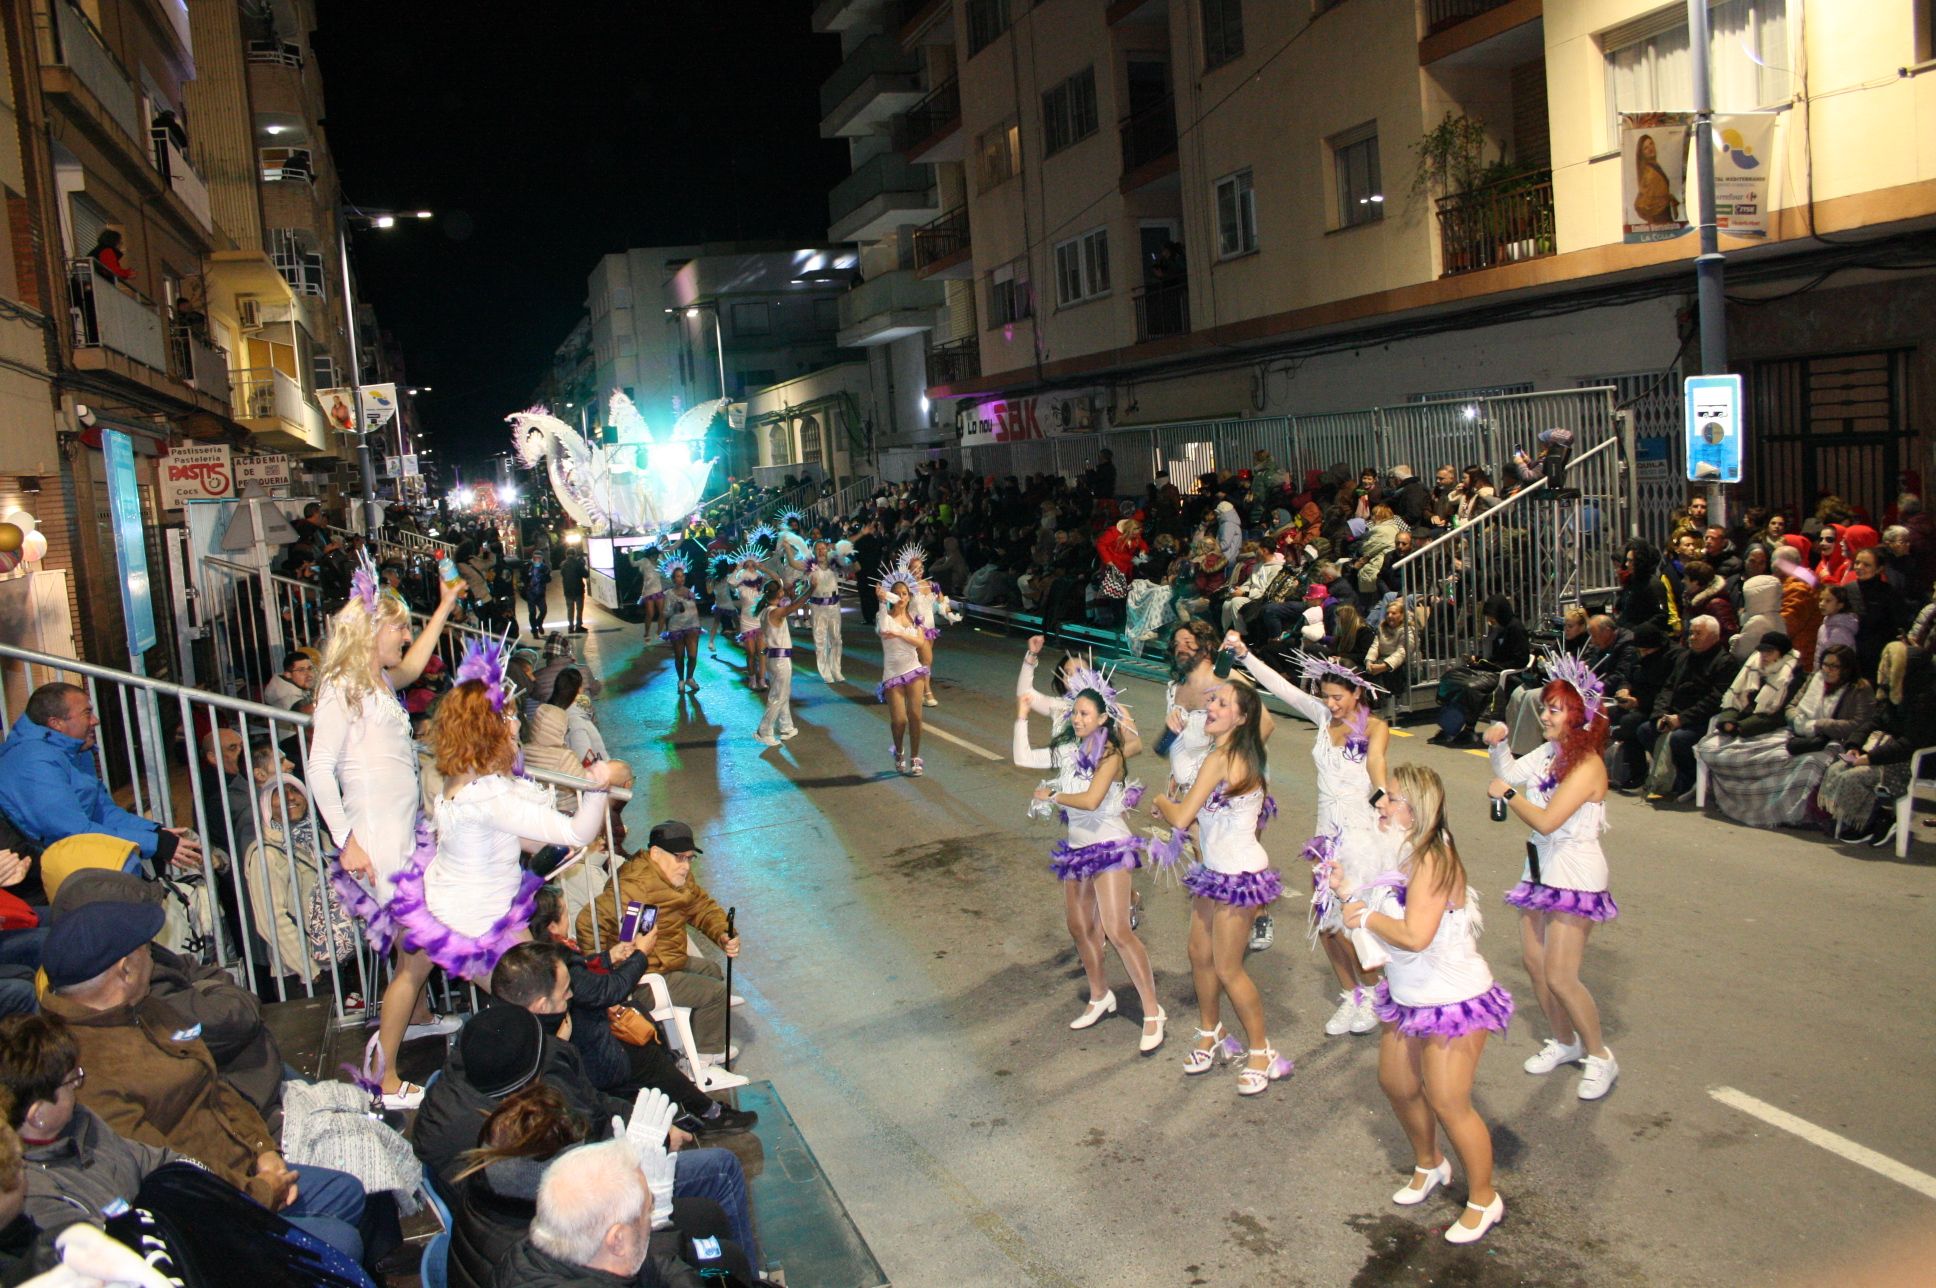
xmin=1620 ymin=113 xmax=1691 ymax=243
xmin=318 ymin=387 xmax=357 ymax=435
xmin=1709 ymin=113 xmax=1776 ymax=238
xmin=159 ymin=443 xmax=234 ymax=509
xmin=1684 ymin=374 xmax=1745 ymax=484
xmin=103 ymin=429 xmax=157 ymax=653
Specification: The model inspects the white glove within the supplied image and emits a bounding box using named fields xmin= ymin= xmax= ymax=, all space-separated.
xmin=42 ymin=1223 xmax=177 ymax=1288
xmin=619 ymin=1088 xmax=679 ymax=1231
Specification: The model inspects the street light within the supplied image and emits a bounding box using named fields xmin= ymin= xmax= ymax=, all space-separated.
xmin=340 ymin=204 xmax=432 ymax=534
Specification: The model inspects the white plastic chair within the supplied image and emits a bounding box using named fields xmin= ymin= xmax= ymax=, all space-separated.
xmin=638 ymin=972 xmax=748 ymax=1091
xmin=1894 ymin=747 xmax=1936 ymax=859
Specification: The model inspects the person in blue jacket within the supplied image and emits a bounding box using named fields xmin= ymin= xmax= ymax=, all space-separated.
xmin=0 ymin=684 xmax=202 ymax=874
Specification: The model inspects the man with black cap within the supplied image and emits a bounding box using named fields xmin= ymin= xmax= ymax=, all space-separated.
xmin=577 ymin=822 xmax=739 ymax=1063
xmin=36 ymin=901 xmax=370 ymax=1264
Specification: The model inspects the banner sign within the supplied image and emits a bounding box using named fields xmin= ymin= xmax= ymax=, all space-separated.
xmin=160 ymin=443 xmax=233 ymax=508
xmin=319 ymin=388 xmax=357 ymax=435
xmin=1620 ymin=113 xmax=1691 ymax=243
xmin=1685 ymin=374 xmax=1745 ymax=484
xmin=959 ymin=392 xmax=1100 ymax=447
xmin=402 ymin=454 xmax=420 ymax=477
xmin=235 ymin=454 xmax=290 ymax=488
xmin=103 ymin=429 xmax=157 ymax=652
xmin=359 ymin=383 xmax=398 ymax=433
xmin=1710 ymin=113 xmax=1776 ymax=238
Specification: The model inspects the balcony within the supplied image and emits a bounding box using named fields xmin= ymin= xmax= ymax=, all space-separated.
xmin=169 ymin=325 xmax=229 ymax=399
xmin=69 ymin=261 xmax=166 ymax=371
xmin=820 ymin=33 xmax=924 ymax=137
xmin=152 ymin=134 xmax=213 ymax=235
xmin=1134 ymin=276 xmax=1189 ymax=342
xmin=260 ymin=146 xmax=314 ymax=185
xmin=892 ymin=77 xmax=964 ymax=162
xmin=232 ymin=366 xmax=330 ymax=454
xmin=828 ymin=151 xmax=940 ymax=242
xmin=1119 ymin=96 xmax=1178 ymax=190
xmin=896 ymin=0 xmax=951 ymax=43
xmin=912 ymin=207 xmax=972 ymax=279
xmin=812 ymin=0 xmax=885 ymax=31
xmin=1424 ymin=0 xmax=1515 ymax=34
xmin=1435 ymin=170 xmax=1555 ymax=276
xmin=836 ymin=269 xmax=943 ymax=347
xmin=1419 ymin=0 xmax=1542 ymax=64
xmin=245 ymin=39 xmax=303 ymax=66
xmin=37 ymin=2 xmax=143 ymax=157
xmin=926 ymin=335 xmax=981 ymax=389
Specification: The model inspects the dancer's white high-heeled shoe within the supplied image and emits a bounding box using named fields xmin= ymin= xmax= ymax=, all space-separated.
xmin=1138 ymin=1008 xmax=1167 ymax=1053
xmin=1443 ymin=1194 xmax=1504 ymax=1244
xmin=1069 ymin=990 xmax=1116 ymax=1030
xmin=1392 ymin=1159 xmax=1451 ymax=1206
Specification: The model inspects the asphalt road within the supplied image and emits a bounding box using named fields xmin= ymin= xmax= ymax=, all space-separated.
xmin=568 ymin=594 xmax=1936 ymax=1288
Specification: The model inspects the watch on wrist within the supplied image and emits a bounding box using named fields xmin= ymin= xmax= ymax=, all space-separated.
xmin=1501 ymin=787 xmax=1517 ymax=801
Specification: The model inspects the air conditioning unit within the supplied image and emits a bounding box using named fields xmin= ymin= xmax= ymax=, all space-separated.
xmin=238 ymin=296 xmax=261 ymax=328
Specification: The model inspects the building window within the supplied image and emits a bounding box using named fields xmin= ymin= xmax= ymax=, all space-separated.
xmin=976 ymin=120 xmax=1022 ymax=190
xmin=1605 ymin=0 xmax=1791 ymax=136
xmin=966 ymin=0 xmax=1010 ymax=56
xmin=1041 ymin=67 xmax=1099 ymax=158
xmin=1201 ymin=0 xmax=1244 ymax=71
xmin=731 ymin=301 xmax=771 ymax=336
xmin=988 ymin=257 xmax=1033 ymax=327
xmin=1053 ymin=228 xmax=1111 ymax=307
xmin=1214 ymin=169 xmax=1257 ymax=258
xmin=1331 ymin=124 xmax=1383 ymax=228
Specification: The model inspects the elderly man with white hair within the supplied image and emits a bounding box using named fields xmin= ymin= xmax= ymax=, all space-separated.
xmin=1636 ymin=614 xmax=1734 ymax=801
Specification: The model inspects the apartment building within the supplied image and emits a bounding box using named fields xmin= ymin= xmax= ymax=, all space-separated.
xmin=869 ymin=0 xmax=1936 ymax=524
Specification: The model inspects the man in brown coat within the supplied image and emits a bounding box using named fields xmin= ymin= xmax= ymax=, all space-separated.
xmin=577 ymin=820 xmax=739 ymax=1060
xmin=36 ymin=901 xmax=371 ymax=1263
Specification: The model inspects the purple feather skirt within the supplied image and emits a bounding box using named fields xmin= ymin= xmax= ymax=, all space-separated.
xmin=1146 ymin=827 xmax=1189 ymax=871
xmin=640 ymin=591 xmax=666 ymax=603
xmin=384 ymin=834 xmax=544 ymax=982
xmin=1503 ymin=880 xmax=1620 ymax=922
xmin=1181 ymin=864 xmax=1282 ymax=907
xmin=1373 ymin=978 xmax=1515 ymax=1039
xmin=877 ymin=665 xmax=931 ymax=703
xmin=660 ymin=626 xmax=701 ymax=642
xmin=1050 ymin=834 xmax=1145 ymax=881
xmin=329 ymin=862 xmax=399 ymax=958
xmin=737 ymin=627 xmax=762 ymax=647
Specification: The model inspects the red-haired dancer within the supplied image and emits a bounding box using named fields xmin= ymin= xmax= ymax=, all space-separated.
xmin=1484 ymin=649 xmax=1619 ymax=1101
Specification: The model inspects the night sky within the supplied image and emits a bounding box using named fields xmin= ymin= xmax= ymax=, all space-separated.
xmin=313 ymin=1 xmax=849 ymax=475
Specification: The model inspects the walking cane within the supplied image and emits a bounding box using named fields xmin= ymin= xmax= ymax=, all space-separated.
xmin=723 ymin=907 xmax=737 ymax=1072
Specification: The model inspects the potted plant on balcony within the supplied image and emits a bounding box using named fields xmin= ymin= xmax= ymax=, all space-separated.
xmin=1410 ymin=111 xmax=1495 ymax=203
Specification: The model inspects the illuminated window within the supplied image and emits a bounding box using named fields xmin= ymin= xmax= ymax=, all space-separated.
xmin=1332 ymin=124 xmax=1383 ymax=229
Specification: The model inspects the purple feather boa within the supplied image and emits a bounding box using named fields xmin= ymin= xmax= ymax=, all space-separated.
xmin=1181 ymin=863 xmax=1282 ymax=907
xmin=1121 ymin=781 xmax=1144 ymax=810
xmin=876 ymin=665 xmax=931 ymax=703
xmin=922 ymin=626 xmax=941 ymax=641
xmin=1342 ymin=706 xmax=1370 ymax=763
xmin=385 ymin=833 xmax=544 ymax=981
xmin=1146 ymin=827 xmax=1189 ymax=871
xmin=1373 ymin=979 xmax=1515 ymax=1038
xmin=1299 ymin=830 xmax=1339 ymax=865
xmin=1503 ymin=880 xmax=1620 ymax=922
xmin=1049 ymin=834 xmax=1146 ymax=881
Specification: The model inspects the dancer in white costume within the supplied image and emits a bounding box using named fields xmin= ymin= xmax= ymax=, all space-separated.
xmin=659 ymin=554 xmax=703 ymax=693
xmin=1485 ymin=649 xmax=1620 ymax=1101
xmin=634 ymin=548 xmax=665 ymax=641
xmin=753 ymin=577 xmax=805 ymax=746
xmin=730 ymin=547 xmax=767 ymax=690
xmin=876 ymin=568 xmax=930 ymax=776
xmin=898 ymin=546 xmax=957 ymax=709
xmin=309 ymin=554 xmax=462 ymax=1108
xmin=806 ymin=540 xmax=849 ymax=683
xmin=1013 ymin=664 xmax=1164 ymax=1053
xmin=707 ymin=555 xmax=738 ymax=658
xmin=1339 ymin=762 xmax=1513 ymax=1244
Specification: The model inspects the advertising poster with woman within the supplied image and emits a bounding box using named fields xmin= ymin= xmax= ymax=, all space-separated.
xmin=1620 ymin=113 xmax=1691 ymax=242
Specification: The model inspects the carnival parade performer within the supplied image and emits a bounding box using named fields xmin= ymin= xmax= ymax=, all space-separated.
xmin=876 ymin=566 xmax=930 ymax=776
xmin=1012 ymin=666 xmax=1164 ymax=1053
xmin=635 ymin=546 xmax=665 ymax=641
xmin=1226 ymin=631 xmax=1392 ymax=1037
xmin=732 ymin=546 xmax=768 ymax=691
xmin=806 ymin=539 xmax=848 ymax=684
xmin=659 ymin=553 xmax=703 ymax=693
xmin=308 ymin=551 xmax=462 ymax=1109
xmin=900 ymin=546 xmax=958 ymax=709
xmin=1151 ymin=679 xmax=1294 ymax=1095
xmin=396 ymin=638 xmax=623 ymax=985
xmin=754 ymin=577 xmax=806 ymax=747
xmin=1339 ymin=762 xmax=1513 ymax=1244
xmin=1485 ymin=648 xmax=1620 ymax=1101
xmin=707 ymin=554 xmax=738 ymax=658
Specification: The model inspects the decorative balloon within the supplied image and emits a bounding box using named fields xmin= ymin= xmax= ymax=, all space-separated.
xmin=21 ymin=530 xmax=47 ymax=563
xmin=0 ymin=509 xmax=32 ymax=537
xmin=0 ymin=522 xmax=20 ymax=554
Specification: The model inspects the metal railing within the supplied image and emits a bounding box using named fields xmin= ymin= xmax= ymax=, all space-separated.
xmin=245 ymin=39 xmax=303 ymax=66
xmin=231 ymin=365 xmax=309 ymax=425
xmin=169 ymin=324 xmax=228 ymax=399
xmin=808 ymin=475 xmax=879 ymax=525
xmin=1424 ymin=0 xmax=1514 ymax=36
xmin=837 ymin=269 xmax=944 ymax=333
xmin=892 ymin=76 xmax=960 ymax=154
xmin=259 ymin=146 xmax=313 ymax=184
xmin=828 ymin=152 xmax=934 ymax=227
xmin=927 ymin=335 xmax=981 ymax=386
xmin=153 ymin=134 xmax=212 ymax=233
xmin=819 ymin=33 xmax=920 ymax=119
xmin=68 ymin=260 xmax=167 ymax=371
xmin=1119 ymin=96 xmax=1178 ymax=175
xmin=913 ymin=207 xmax=970 ymax=272
xmin=1134 ymin=276 xmax=1189 ymax=342
xmin=40 ymin=0 xmax=141 ymax=144
xmin=1436 ymin=171 xmax=1555 ymax=277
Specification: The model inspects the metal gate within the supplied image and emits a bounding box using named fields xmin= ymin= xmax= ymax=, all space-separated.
xmin=1748 ymin=350 xmax=1910 ymax=524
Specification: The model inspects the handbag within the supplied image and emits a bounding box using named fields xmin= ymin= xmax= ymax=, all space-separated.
xmin=609 ymin=1003 xmax=657 ymax=1047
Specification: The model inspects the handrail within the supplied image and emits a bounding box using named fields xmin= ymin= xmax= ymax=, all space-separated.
xmin=1390 ymin=437 xmax=1616 ymax=571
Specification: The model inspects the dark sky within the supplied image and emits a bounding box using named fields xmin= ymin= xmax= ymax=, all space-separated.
xmin=312 ymin=1 xmax=848 ymax=473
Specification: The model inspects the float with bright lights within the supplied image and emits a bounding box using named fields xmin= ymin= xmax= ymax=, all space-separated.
xmin=508 ymin=391 xmax=720 ymax=537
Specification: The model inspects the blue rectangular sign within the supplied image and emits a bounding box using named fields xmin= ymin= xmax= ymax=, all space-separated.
xmin=102 ymin=429 xmax=157 ymax=653
xmin=1684 ymin=374 xmax=1745 ymax=485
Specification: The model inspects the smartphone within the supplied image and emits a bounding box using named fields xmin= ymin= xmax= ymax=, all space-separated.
xmin=1213 ymin=648 xmax=1235 ymax=678
xmin=618 ymin=900 xmax=644 ymax=941
xmin=635 ymin=906 xmax=659 ymax=937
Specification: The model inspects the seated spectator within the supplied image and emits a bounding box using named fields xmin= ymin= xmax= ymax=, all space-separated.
xmin=1695 ymin=643 xmax=1875 ymax=828
xmin=578 ymin=821 xmax=739 ymax=1065
xmin=1429 ymin=594 xmax=1530 ymax=747
xmin=1637 ymin=615 xmax=1734 ymax=800
xmin=1849 ymin=543 xmax=1906 ymax=681
xmin=35 ymin=901 xmax=369 ymax=1264
xmin=1221 ymin=544 xmax=1284 ymax=632
xmin=548 ymin=670 xmax=606 ymax=764
xmin=1818 ymin=649 xmax=1936 ymax=845
xmin=1328 ymin=603 xmax=1374 ymax=670
xmin=1362 ymin=597 xmax=1416 ymax=699
xmin=1773 ymin=542 xmax=1824 ymax=672
xmin=1732 ymin=573 xmax=1784 ymax=660
xmin=1607 ymin=625 xmax=1675 ymax=788
xmin=1353 ymin=505 xmax=1403 ymax=598
xmin=1680 ymin=560 xmax=1737 ymax=640
xmin=531 ymin=635 xmax=602 ymax=706
xmin=262 ymin=652 xmax=315 ymax=713
xmin=0 ymin=684 xmax=202 ymax=875
xmin=521 ymin=707 xmax=586 ymax=810
xmin=1815 ymin=583 xmax=1859 ymax=661
xmin=1709 ymin=632 xmax=1802 ymax=743
xmin=1615 ymin=541 xmax=1679 ymax=636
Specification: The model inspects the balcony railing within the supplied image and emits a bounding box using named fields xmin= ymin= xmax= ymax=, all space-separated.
xmin=913 ymin=207 xmax=970 ymax=271
xmin=260 ymin=146 xmax=314 ymax=184
xmin=927 ymin=335 xmax=981 ymax=387
xmin=1119 ymin=96 xmax=1178 ymax=176
xmin=245 ymin=39 xmax=303 ymax=67
xmin=231 ymin=366 xmax=308 ymax=426
xmin=153 ymin=134 xmax=212 ymax=233
xmin=169 ymin=324 xmax=228 ymax=399
xmin=1424 ymin=0 xmax=1514 ymax=35
xmin=837 ymin=269 xmax=944 ymax=332
xmin=1134 ymin=276 xmax=1189 ymax=342
xmin=892 ymin=77 xmax=960 ymax=154
xmin=1435 ymin=170 xmax=1555 ymax=276
xmin=43 ymin=1 xmax=142 ymax=143
xmin=68 ymin=260 xmax=166 ymax=372
xmin=828 ymin=151 xmax=934 ymax=225
xmin=819 ymin=33 xmax=920 ymax=119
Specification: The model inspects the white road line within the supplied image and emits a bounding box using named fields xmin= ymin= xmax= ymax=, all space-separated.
xmin=919 ymin=722 xmax=1005 ymax=762
xmin=1710 ymin=1087 xmax=1936 ymax=1201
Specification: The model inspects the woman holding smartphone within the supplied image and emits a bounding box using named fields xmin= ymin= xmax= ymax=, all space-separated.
xmin=1484 ymin=649 xmax=1619 ymax=1102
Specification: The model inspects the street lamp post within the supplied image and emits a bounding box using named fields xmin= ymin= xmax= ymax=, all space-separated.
xmin=338 ymin=207 xmax=433 ymax=536
xmin=1685 ymin=0 xmax=1729 ymax=527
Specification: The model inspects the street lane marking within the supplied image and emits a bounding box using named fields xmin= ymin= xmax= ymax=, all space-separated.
xmin=921 ymin=722 xmax=1005 ymax=762
xmin=1710 ymin=1087 xmax=1936 ymax=1200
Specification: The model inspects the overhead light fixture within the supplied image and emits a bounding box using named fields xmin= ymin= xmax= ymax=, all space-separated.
xmin=265 ymin=124 xmax=285 ymax=135
xmin=414 ymin=210 xmax=433 ymax=219
xmin=372 ymin=215 xmax=396 ymax=229
xmin=686 ymin=308 xmax=701 ymax=319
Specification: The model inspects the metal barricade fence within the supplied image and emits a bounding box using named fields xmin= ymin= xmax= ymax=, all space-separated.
xmin=0 ymin=640 xmax=634 ymax=1020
